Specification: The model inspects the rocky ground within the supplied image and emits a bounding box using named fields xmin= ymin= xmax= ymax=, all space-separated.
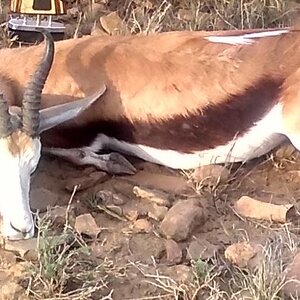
xmin=1 ymin=1 xmax=300 ymax=299
xmin=1 ymin=142 xmax=300 ymax=299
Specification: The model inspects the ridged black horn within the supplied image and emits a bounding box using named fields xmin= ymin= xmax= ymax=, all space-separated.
xmin=22 ymin=29 xmax=54 ymax=137
xmin=0 ymin=93 xmax=12 ymax=138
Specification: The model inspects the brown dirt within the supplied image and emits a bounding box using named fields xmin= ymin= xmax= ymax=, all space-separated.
xmin=13 ymin=141 xmax=299 ymax=299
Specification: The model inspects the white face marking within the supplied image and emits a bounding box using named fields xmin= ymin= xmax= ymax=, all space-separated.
xmin=0 ymin=88 xmax=106 ymax=240
xmin=206 ymin=29 xmax=289 ymax=45
xmin=0 ymin=135 xmax=41 ymax=240
xmin=85 ymin=104 xmax=285 ymax=169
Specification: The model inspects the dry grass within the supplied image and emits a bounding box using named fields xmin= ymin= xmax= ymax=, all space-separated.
xmin=0 ymin=0 xmax=299 ymax=42
xmin=90 ymin=0 xmax=299 ymax=35
xmin=130 ymin=227 xmax=300 ymax=300
xmin=58 ymin=0 xmax=300 ymax=38
xmin=23 ymin=213 xmax=112 ymax=300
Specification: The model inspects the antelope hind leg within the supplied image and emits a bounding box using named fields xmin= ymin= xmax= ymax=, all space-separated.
xmin=43 ymin=147 xmax=136 ymax=175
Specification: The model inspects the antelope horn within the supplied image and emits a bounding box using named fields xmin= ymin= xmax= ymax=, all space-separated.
xmin=22 ymin=29 xmax=54 ymax=137
xmin=0 ymin=93 xmax=12 ymax=138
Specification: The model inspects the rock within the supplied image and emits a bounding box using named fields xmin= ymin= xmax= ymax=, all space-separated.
xmin=165 ymin=239 xmax=182 ymax=265
xmin=65 ymin=171 xmax=109 ymax=192
xmin=100 ymin=12 xmax=128 ymax=35
xmin=148 ymin=204 xmax=168 ymax=221
xmin=164 ymin=265 xmax=191 ymax=283
xmin=4 ymin=238 xmax=38 ymax=261
xmin=191 ymin=165 xmax=230 ymax=185
xmin=133 ymin=186 xmax=171 ymax=207
xmin=283 ymin=250 xmax=300 ymax=297
xmin=95 ymin=190 xmax=128 ymax=206
xmin=29 ymin=188 xmax=59 ymax=212
xmin=0 ymin=262 xmax=30 ymax=299
xmin=125 ymin=210 xmax=140 ymax=221
xmin=74 ymin=214 xmax=101 ymax=237
xmin=160 ymin=200 xmax=206 ymax=241
xmin=225 ymin=242 xmax=258 ymax=268
xmin=0 ymin=282 xmax=27 ymax=300
xmin=125 ymin=171 xmax=193 ymax=194
xmin=0 ymin=249 xmax=17 ymax=266
xmin=132 ymin=219 xmax=152 ymax=233
xmin=234 ymin=196 xmax=293 ymax=223
xmin=187 ymin=239 xmax=220 ymax=261
xmin=9 ymin=262 xmax=29 ymax=277
xmin=0 ymin=270 xmax=9 ymax=282
xmin=129 ymin=234 xmax=165 ymax=264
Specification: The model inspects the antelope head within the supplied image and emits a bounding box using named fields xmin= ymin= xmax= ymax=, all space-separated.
xmin=0 ymin=30 xmax=106 ymax=240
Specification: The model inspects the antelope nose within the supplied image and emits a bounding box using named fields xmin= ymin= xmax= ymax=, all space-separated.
xmin=10 ymin=221 xmax=33 ymax=236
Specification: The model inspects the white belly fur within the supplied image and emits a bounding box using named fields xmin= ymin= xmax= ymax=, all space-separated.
xmin=88 ymin=104 xmax=286 ymax=169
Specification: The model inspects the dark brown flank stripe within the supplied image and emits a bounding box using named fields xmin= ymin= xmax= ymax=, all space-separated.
xmin=42 ymin=79 xmax=282 ymax=153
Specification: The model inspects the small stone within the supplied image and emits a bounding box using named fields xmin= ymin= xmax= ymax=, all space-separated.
xmin=148 ymin=204 xmax=168 ymax=221
xmin=125 ymin=210 xmax=139 ymax=221
xmin=165 ymin=239 xmax=182 ymax=265
xmin=0 ymin=249 xmax=17 ymax=266
xmin=65 ymin=172 xmax=109 ymax=192
xmin=95 ymin=190 xmax=128 ymax=206
xmin=126 ymin=171 xmax=193 ymax=194
xmin=75 ymin=214 xmax=100 ymax=237
xmin=225 ymin=242 xmax=258 ymax=268
xmin=100 ymin=12 xmax=128 ymax=35
xmin=133 ymin=186 xmax=171 ymax=207
xmin=187 ymin=239 xmax=220 ymax=261
xmin=234 ymin=196 xmax=292 ymax=223
xmin=283 ymin=250 xmax=300 ymax=297
xmin=6 ymin=262 xmax=29 ymax=278
xmin=132 ymin=219 xmax=152 ymax=233
xmin=164 ymin=265 xmax=191 ymax=283
xmin=0 ymin=282 xmax=27 ymax=300
xmin=5 ymin=238 xmax=38 ymax=261
xmin=160 ymin=200 xmax=206 ymax=242
xmin=191 ymin=165 xmax=230 ymax=185
xmin=30 ymin=188 xmax=59 ymax=212
xmin=129 ymin=234 xmax=165 ymax=264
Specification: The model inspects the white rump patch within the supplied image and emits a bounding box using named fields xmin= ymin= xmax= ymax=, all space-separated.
xmin=206 ymin=29 xmax=289 ymax=45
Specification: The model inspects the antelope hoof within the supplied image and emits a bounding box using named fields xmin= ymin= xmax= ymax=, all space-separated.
xmin=43 ymin=147 xmax=136 ymax=175
xmin=99 ymin=152 xmax=136 ymax=175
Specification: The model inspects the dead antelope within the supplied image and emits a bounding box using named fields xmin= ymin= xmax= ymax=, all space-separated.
xmin=1 ymin=27 xmax=300 ymax=240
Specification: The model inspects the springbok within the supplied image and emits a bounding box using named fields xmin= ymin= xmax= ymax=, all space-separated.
xmin=1 ymin=27 xmax=300 ymax=240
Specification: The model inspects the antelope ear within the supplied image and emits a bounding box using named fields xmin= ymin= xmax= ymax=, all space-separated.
xmin=38 ymin=85 xmax=106 ymax=133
